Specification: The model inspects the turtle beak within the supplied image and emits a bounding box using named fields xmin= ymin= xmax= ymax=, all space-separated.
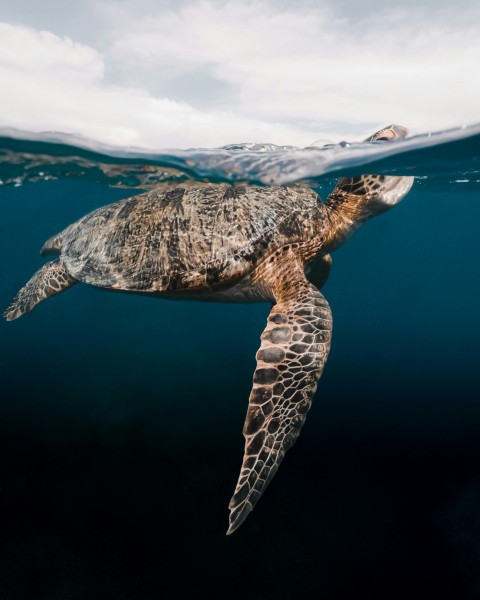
xmin=389 ymin=125 xmax=409 ymax=140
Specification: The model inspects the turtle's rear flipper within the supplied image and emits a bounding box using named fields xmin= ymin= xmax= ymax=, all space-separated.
xmin=40 ymin=232 xmax=64 ymax=256
xmin=3 ymin=259 xmax=77 ymax=321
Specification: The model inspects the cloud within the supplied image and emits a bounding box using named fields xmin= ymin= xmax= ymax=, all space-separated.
xmin=102 ymin=1 xmax=480 ymax=129
xmin=0 ymin=1 xmax=479 ymax=149
xmin=0 ymin=21 xmax=314 ymax=148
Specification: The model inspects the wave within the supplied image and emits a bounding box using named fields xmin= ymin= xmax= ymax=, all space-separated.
xmin=0 ymin=123 xmax=479 ymax=189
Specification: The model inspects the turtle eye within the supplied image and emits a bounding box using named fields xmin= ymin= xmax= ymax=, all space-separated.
xmin=376 ymin=136 xmax=391 ymax=141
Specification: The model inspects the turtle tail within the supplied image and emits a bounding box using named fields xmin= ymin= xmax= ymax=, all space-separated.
xmin=3 ymin=259 xmax=77 ymax=321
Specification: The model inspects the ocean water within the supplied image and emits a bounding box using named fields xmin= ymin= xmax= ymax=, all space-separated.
xmin=0 ymin=125 xmax=480 ymax=599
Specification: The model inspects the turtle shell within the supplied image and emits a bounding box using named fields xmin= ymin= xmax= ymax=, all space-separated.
xmin=60 ymin=182 xmax=323 ymax=293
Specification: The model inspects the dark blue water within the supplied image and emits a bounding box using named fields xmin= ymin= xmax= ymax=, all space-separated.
xmin=1 ymin=128 xmax=480 ymax=599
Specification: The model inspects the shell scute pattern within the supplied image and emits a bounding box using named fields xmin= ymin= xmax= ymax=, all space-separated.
xmin=61 ymin=183 xmax=325 ymax=293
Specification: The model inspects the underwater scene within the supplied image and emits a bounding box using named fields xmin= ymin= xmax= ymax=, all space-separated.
xmin=1 ymin=124 xmax=480 ymax=599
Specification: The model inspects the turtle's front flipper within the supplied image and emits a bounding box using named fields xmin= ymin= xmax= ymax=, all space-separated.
xmin=227 ymin=251 xmax=332 ymax=534
xmin=3 ymin=259 xmax=77 ymax=321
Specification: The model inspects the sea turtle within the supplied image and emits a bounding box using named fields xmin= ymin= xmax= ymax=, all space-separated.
xmin=4 ymin=125 xmax=414 ymax=534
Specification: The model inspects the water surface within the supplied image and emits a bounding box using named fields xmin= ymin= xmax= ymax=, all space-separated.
xmin=0 ymin=125 xmax=479 ymax=599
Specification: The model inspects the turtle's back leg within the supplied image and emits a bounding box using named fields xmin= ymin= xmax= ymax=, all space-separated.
xmin=40 ymin=231 xmax=64 ymax=256
xmin=3 ymin=259 xmax=77 ymax=321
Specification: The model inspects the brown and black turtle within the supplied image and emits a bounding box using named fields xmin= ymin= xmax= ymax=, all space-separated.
xmin=3 ymin=125 xmax=414 ymax=534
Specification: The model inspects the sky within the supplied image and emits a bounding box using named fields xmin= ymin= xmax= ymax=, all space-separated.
xmin=0 ymin=0 xmax=479 ymax=149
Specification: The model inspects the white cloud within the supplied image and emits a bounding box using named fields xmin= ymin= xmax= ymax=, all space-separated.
xmin=102 ymin=2 xmax=480 ymax=130
xmin=0 ymin=22 xmax=314 ymax=148
xmin=0 ymin=0 xmax=479 ymax=149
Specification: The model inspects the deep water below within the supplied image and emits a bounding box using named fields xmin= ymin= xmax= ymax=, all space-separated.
xmin=1 ymin=178 xmax=480 ymax=599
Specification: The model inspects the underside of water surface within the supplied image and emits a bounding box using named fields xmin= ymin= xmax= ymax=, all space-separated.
xmin=1 ymin=122 xmax=479 ymax=190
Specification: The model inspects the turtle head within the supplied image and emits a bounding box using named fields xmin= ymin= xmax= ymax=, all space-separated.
xmin=333 ymin=172 xmax=414 ymax=211
xmin=323 ymin=125 xmax=414 ymax=250
xmin=365 ymin=123 xmax=410 ymax=143
xmin=332 ymin=124 xmax=414 ymax=211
